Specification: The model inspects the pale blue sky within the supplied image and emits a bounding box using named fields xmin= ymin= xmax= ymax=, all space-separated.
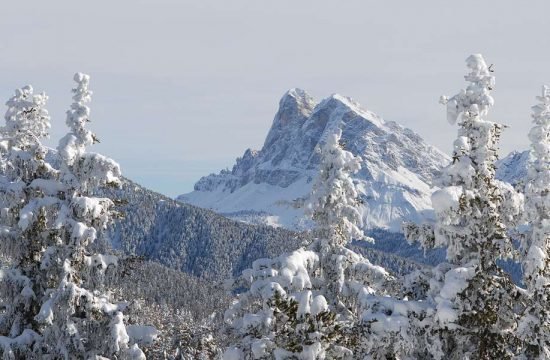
xmin=1 ymin=1 xmax=549 ymax=196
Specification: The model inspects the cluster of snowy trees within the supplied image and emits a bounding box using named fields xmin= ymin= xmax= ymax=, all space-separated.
xmin=223 ymin=54 xmax=549 ymax=359
xmin=0 ymin=54 xmax=547 ymax=359
xmin=109 ymin=259 xmax=228 ymax=359
xmin=0 ymin=74 xmax=146 ymax=359
xmin=0 ymin=74 xmax=296 ymax=359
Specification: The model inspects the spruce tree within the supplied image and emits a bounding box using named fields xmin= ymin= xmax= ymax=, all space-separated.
xmin=405 ymin=54 xmax=525 ymax=359
xmin=516 ymin=86 xmax=550 ymax=359
xmin=0 ymin=84 xmax=54 ymax=358
xmin=305 ymin=127 xmax=376 ymax=309
xmin=223 ymin=128 xmax=392 ymax=359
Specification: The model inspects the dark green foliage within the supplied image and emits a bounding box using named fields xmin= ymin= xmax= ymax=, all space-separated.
xmin=266 ymin=292 xmax=345 ymax=354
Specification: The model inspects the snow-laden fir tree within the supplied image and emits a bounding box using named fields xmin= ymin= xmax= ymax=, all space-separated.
xmin=306 ymin=128 xmax=367 ymax=248
xmin=404 ymin=54 xmax=525 ymax=359
xmin=516 ymin=86 xmax=550 ymax=359
xmin=0 ymin=85 xmax=54 ymax=357
xmin=408 ymin=54 xmax=522 ymax=266
xmin=305 ymin=127 xmax=376 ymax=308
xmin=0 ymin=74 xmax=144 ymax=359
xmin=305 ymin=129 xmax=431 ymax=359
xmin=222 ymin=128 xmax=396 ymax=359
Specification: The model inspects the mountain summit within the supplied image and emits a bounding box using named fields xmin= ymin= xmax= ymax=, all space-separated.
xmin=178 ymin=89 xmax=450 ymax=231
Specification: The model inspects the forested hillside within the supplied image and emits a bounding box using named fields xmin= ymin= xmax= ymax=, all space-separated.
xmin=102 ymin=178 xmax=309 ymax=279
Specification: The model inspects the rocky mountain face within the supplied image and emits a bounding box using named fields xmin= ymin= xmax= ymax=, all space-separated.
xmin=179 ymin=89 xmax=450 ymax=231
xmin=496 ymin=150 xmax=531 ymax=187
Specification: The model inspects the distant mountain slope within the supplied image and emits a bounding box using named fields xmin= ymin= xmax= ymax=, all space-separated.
xmin=46 ymin=149 xmax=308 ymax=280
xmin=102 ymin=179 xmax=308 ymax=280
xmin=108 ymin=258 xmax=228 ymax=320
xmin=496 ymin=150 xmax=531 ymax=187
xmin=46 ymin=145 xmax=431 ymax=282
xmin=178 ymin=89 xmax=450 ymax=231
xmin=105 ymin=148 xmax=527 ymax=283
xmin=102 ymin=179 xmax=433 ymax=281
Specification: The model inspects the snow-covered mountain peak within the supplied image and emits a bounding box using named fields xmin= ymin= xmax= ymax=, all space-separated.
xmin=270 ymin=88 xmax=315 ymax=129
xmin=313 ymin=93 xmax=385 ymax=129
xmin=262 ymin=88 xmax=316 ymax=167
xmin=280 ymin=88 xmax=315 ymax=112
xmin=179 ymin=89 xmax=451 ymax=231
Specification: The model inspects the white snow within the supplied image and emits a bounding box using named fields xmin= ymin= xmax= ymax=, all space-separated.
xmin=125 ymin=343 xmax=146 ymax=360
xmin=251 ymin=339 xmax=270 ymax=358
xmin=431 ymin=186 xmax=462 ymax=215
xmin=0 ymin=330 xmax=40 ymax=357
xmin=434 ymin=265 xmax=475 ymax=325
xmin=29 ymin=179 xmax=66 ymax=196
xmin=111 ymin=312 xmax=130 ymax=353
xmin=126 ymin=325 xmax=159 ymax=346
xmin=35 ymin=298 xmax=54 ymax=325
xmin=295 ymin=290 xmax=312 ymax=317
xmin=223 ymin=347 xmax=244 ymax=360
xmin=310 ymin=294 xmax=328 ymax=316
xmin=85 ymin=254 xmax=118 ymax=269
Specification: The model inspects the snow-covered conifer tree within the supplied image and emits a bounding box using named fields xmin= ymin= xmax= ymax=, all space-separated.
xmin=405 ymin=54 xmax=525 ymax=359
xmin=521 ymin=86 xmax=550 ymax=292
xmin=306 ymin=128 xmax=380 ymax=309
xmin=516 ymin=86 xmax=550 ymax=359
xmin=0 ymin=85 xmax=55 ymax=357
xmin=0 ymin=75 xmax=144 ymax=359
xmin=414 ymin=55 xmax=518 ymax=266
xmin=222 ymin=128 xmax=394 ymax=359
xmin=307 ymin=128 xmax=367 ymax=247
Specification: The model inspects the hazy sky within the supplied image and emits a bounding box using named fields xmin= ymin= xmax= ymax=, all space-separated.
xmin=1 ymin=1 xmax=549 ymax=196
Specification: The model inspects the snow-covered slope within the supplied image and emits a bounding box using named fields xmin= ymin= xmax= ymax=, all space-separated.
xmin=178 ymin=89 xmax=450 ymax=231
xmin=496 ymin=150 xmax=531 ymax=187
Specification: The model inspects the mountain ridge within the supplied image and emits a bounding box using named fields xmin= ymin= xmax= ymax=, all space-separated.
xmin=178 ymin=89 xmax=450 ymax=231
